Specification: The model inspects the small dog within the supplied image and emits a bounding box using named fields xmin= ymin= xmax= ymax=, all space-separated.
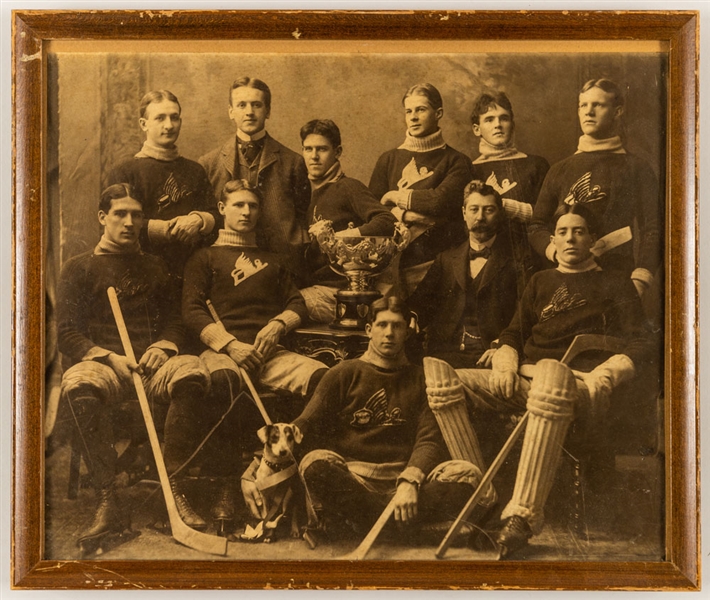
xmin=242 ymin=423 xmax=304 ymax=543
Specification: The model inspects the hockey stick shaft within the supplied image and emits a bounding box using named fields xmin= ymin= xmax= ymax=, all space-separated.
xmin=342 ymin=496 xmax=397 ymax=560
xmin=436 ymin=411 xmax=529 ymax=559
xmin=107 ymin=287 xmax=227 ymax=556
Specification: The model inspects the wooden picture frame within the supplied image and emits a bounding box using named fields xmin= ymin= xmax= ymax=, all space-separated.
xmin=12 ymin=10 xmax=698 ymax=590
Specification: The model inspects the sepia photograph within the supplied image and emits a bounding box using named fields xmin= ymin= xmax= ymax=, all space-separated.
xmin=12 ymin=10 xmax=698 ymax=591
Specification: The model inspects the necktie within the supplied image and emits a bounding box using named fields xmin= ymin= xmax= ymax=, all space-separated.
xmin=468 ymin=247 xmax=491 ymax=260
xmin=241 ymin=141 xmax=260 ymax=165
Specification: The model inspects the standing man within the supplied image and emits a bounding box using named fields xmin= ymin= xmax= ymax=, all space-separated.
xmin=408 ymin=180 xmax=521 ymax=369
xmin=528 ymin=79 xmax=661 ymax=297
xmin=426 ymin=203 xmax=652 ymax=559
xmin=470 ymin=91 xmax=549 ymax=281
xmin=57 ymin=183 xmax=211 ymax=549
xmin=107 ymin=90 xmax=218 ymax=285
xmin=242 ymin=297 xmax=488 ymax=546
xmin=199 ymin=77 xmax=311 ymax=279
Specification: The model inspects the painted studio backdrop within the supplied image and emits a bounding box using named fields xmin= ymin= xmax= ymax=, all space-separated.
xmin=44 ymin=46 xmax=667 ymax=561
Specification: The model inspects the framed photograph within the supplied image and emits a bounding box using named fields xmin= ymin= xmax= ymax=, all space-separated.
xmin=12 ymin=10 xmax=698 ymax=591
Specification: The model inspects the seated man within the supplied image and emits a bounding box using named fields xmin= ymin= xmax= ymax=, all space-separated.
xmin=299 ymin=119 xmax=397 ymax=323
xmin=57 ymin=183 xmax=210 ymax=549
xmin=408 ymin=180 xmax=523 ymax=369
xmin=242 ymin=296 xmax=487 ymax=545
xmin=425 ymin=202 xmax=652 ymax=559
xmin=180 ymin=178 xmax=328 ymax=529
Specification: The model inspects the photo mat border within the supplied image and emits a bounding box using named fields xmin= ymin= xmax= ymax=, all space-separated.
xmin=11 ymin=9 xmax=699 ymax=590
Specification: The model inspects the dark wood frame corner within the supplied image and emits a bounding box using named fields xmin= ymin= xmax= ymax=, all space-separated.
xmin=12 ymin=9 xmax=699 ymax=591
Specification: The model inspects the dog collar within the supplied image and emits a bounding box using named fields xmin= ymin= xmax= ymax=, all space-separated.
xmin=263 ymin=458 xmax=295 ymax=473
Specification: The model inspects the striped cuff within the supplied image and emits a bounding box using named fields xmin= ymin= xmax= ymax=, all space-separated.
xmin=200 ymin=322 xmax=237 ymax=352
xmin=271 ymin=309 xmax=302 ymax=333
xmin=502 ymin=198 xmax=533 ymax=222
xmin=189 ymin=211 xmax=216 ymax=235
xmin=147 ymin=219 xmax=171 ymax=243
xmin=631 ymin=268 xmax=654 ymax=289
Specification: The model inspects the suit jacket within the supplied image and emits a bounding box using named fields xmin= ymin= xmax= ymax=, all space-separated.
xmin=408 ymin=232 xmax=521 ymax=354
xmin=199 ymin=133 xmax=311 ymax=277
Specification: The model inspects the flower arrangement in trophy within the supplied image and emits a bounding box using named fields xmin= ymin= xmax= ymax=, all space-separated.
xmin=309 ymin=220 xmax=411 ymax=329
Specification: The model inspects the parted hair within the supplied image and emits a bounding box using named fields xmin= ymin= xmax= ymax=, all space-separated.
xmin=470 ymin=91 xmax=514 ymax=125
xmin=229 ymin=77 xmax=272 ymax=110
xmin=463 ymin=180 xmax=503 ymax=210
xmin=367 ymin=296 xmax=413 ymax=326
xmin=402 ymin=83 xmax=443 ymax=111
xmin=300 ymin=119 xmax=342 ymax=148
xmin=139 ymin=90 xmax=181 ymax=118
xmin=580 ymin=79 xmax=625 ymax=108
xmin=99 ymin=183 xmax=143 ymax=213
xmin=552 ymin=202 xmax=601 ymax=237
xmin=220 ymin=179 xmax=263 ymax=204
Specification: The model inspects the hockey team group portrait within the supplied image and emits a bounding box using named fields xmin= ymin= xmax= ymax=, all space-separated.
xmin=42 ymin=45 xmax=667 ymax=564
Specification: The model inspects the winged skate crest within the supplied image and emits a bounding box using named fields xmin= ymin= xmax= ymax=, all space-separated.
xmin=563 ymin=171 xmax=607 ymax=205
xmin=231 ymin=252 xmax=268 ymax=287
xmin=539 ymin=283 xmax=587 ymax=323
xmin=486 ymin=171 xmax=518 ymax=196
xmin=350 ymin=388 xmax=405 ymax=428
xmin=397 ymin=158 xmax=434 ymax=190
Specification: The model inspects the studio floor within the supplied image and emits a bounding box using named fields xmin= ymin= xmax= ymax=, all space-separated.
xmin=44 ymin=439 xmax=665 ymax=563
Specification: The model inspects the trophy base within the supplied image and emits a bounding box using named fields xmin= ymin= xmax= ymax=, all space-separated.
xmin=331 ymin=289 xmax=382 ymax=330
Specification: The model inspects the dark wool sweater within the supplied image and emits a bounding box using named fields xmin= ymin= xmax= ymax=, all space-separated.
xmin=498 ymin=267 xmax=651 ymax=369
xmin=307 ymin=176 xmax=397 ymax=287
xmin=294 ymin=360 xmax=448 ymax=476
xmin=108 ymin=156 xmax=219 ymax=276
xmin=471 ymin=154 xmax=550 ymax=206
xmin=369 ymin=146 xmax=473 ymax=268
xmin=57 ymin=251 xmax=183 ymax=365
xmin=528 ymin=151 xmax=661 ymax=274
xmin=182 ymin=244 xmax=307 ymax=346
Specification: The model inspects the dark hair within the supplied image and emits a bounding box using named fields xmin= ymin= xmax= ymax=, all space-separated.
xmin=470 ymin=92 xmax=514 ymax=125
xmin=300 ymin=119 xmax=342 ymax=148
xmin=579 ymin=79 xmax=624 ymax=108
xmin=462 ymin=180 xmax=503 ymax=210
xmin=229 ymin=77 xmax=272 ymax=111
xmin=99 ymin=183 xmax=142 ymax=213
xmin=367 ymin=296 xmax=412 ymax=326
xmin=139 ymin=90 xmax=181 ymax=119
xmin=402 ymin=83 xmax=443 ymax=112
xmin=220 ymin=179 xmax=263 ymax=204
xmin=552 ymin=203 xmax=601 ymax=237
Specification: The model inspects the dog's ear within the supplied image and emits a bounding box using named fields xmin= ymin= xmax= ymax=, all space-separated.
xmin=257 ymin=425 xmax=270 ymax=444
xmin=291 ymin=424 xmax=303 ymax=445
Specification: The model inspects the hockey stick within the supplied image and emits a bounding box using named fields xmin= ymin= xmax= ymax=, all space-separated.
xmin=435 ymin=411 xmax=529 ymax=559
xmin=340 ymin=496 xmax=397 ymax=560
xmin=107 ymin=287 xmax=228 ymax=556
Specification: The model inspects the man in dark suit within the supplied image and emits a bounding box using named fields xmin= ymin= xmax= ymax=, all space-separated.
xmin=199 ymin=77 xmax=311 ymax=280
xmin=408 ymin=180 xmax=524 ymax=369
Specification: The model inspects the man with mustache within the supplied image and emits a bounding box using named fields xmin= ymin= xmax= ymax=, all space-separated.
xmin=408 ymin=180 xmax=522 ymax=368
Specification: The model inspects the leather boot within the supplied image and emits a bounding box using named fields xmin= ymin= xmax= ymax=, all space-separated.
xmin=78 ymin=486 xmax=130 ymax=545
xmin=170 ymin=478 xmax=207 ymax=531
xmin=212 ymin=478 xmax=236 ymax=536
xmin=497 ymin=515 xmax=532 ymax=559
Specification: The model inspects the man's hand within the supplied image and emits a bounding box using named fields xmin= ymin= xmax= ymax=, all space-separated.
xmin=334 ymin=227 xmax=362 ymax=238
xmin=476 ymin=348 xmax=497 ymax=368
xmin=380 ymin=190 xmax=402 ymax=207
xmin=138 ymin=347 xmax=169 ymax=377
xmin=168 ymin=214 xmax=203 ymax=244
xmin=490 ymin=368 xmax=519 ymax=400
xmin=241 ymin=478 xmax=267 ymax=520
xmin=393 ymin=481 xmax=418 ymax=523
xmin=579 ymin=371 xmax=613 ymax=422
xmin=106 ymin=352 xmax=140 ymax=384
xmin=225 ymin=340 xmax=263 ymax=372
xmin=253 ymin=321 xmax=284 ymax=362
